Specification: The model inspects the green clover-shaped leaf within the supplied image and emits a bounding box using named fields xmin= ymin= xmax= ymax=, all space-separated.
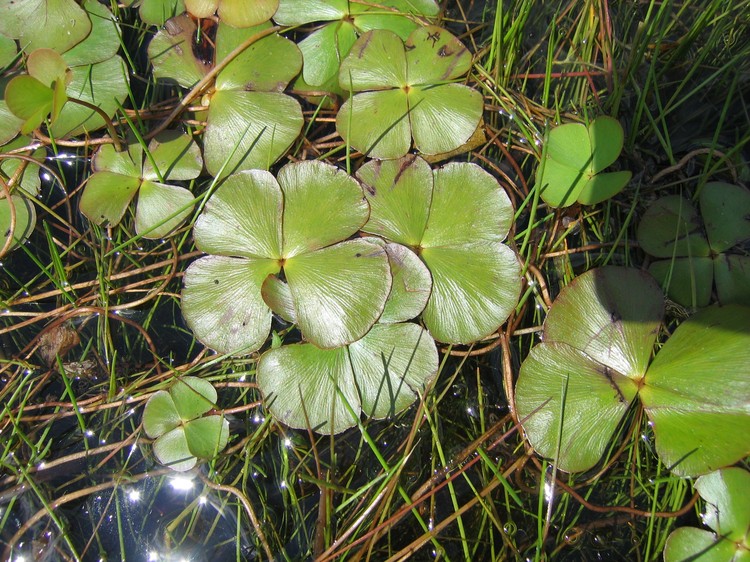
xmin=637 ymin=183 xmax=750 ymax=308
xmin=79 ymin=131 xmax=202 ymax=238
xmin=0 ymin=194 xmax=36 ymax=253
xmin=357 ymin=155 xmax=521 ymax=344
xmin=664 ymin=468 xmax=750 ymax=562
xmin=182 ymin=160 xmax=391 ymax=355
xmin=134 ymin=0 xmax=186 ymax=26
xmin=537 ymin=116 xmax=632 ymax=208
xmin=274 ymin=0 xmax=438 ymax=88
xmin=336 ymin=26 xmax=483 ymax=159
xmin=0 ymin=0 xmax=92 ymax=54
xmin=149 ymin=20 xmax=303 ymax=178
xmin=143 ymin=377 xmax=229 ymax=472
xmin=257 ymin=322 xmax=438 ymax=433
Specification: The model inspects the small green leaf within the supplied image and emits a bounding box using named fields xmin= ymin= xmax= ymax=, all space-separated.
xmin=714 ymin=254 xmax=750 ymax=306
xmin=664 ymin=527 xmax=738 ymax=562
xmin=92 ymin=141 xmax=142 ymax=177
xmin=181 ymin=255 xmax=281 ymax=355
xmin=577 ymin=170 xmax=632 ymax=206
xmin=139 ymin=0 xmax=185 ymax=26
xmin=184 ymin=415 xmax=230 ymax=459
xmin=4 ymin=75 xmax=54 ymax=134
xmin=169 ymin=376 xmax=216 ymax=421
xmin=285 ymin=239 xmax=391 ymax=348
xmin=637 ymin=195 xmax=711 ymax=258
xmin=297 ymin=21 xmax=357 ymax=86
xmin=135 ymin=180 xmax=194 ymax=239
xmin=143 ymin=130 xmax=203 ymax=182
xmin=142 ymin=389 xmax=181 ymax=437
xmin=588 ymin=115 xmax=625 ymax=172
xmin=700 ymin=181 xmax=750 ymax=253
xmin=63 ymin=0 xmax=121 ymax=67
xmin=272 ymin=0 xmax=348 ymax=26
xmin=0 ymin=136 xmax=45 ymax=196
xmin=79 ymin=172 xmax=141 ymax=227
xmin=153 ymin=427 xmax=196 ymax=471
xmin=649 ymin=256 xmax=714 ymax=309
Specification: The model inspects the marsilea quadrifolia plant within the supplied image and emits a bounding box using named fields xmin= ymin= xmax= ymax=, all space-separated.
xmin=181 ymin=157 xmax=521 ymax=433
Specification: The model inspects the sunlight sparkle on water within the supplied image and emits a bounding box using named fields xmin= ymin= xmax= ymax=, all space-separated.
xmin=127 ymin=489 xmax=141 ymax=503
xmin=169 ymin=475 xmax=195 ymax=491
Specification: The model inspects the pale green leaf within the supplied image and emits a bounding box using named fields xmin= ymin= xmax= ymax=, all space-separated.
xmin=515 ymin=342 xmax=639 ymax=473
xmin=336 ymin=89 xmax=411 ymax=159
xmin=422 ymin=162 xmax=513 ymax=247
xmin=641 ymin=304 xmax=750 ymax=476
xmin=357 ymin=154 xmax=433 ymax=246
xmin=285 ymin=239 xmax=391 ymax=349
xmin=257 ymin=343 xmax=359 ymax=433
xmin=404 ymin=26 xmax=472 ymax=84
xmin=135 ymin=180 xmax=194 ymax=239
xmin=193 ymin=169 xmax=283 ymax=258
xmin=349 ymin=323 xmax=438 ymax=418
xmin=0 ymin=136 xmax=45 ymax=196
xmin=215 ymin=23 xmax=301 ymax=91
xmin=272 ymin=0 xmax=348 ymax=25
xmin=204 ymin=89 xmax=303 ymax=177
xmin=4 ymin=75 xmax=54 ymax=134
xmin=408 ymin=84 xmax=483 ymax=157
xmin=139 ymin=0 xmax=185 ymax=25
xmin=79 ymin=171 xmax=140 ymax=227
xmin=421 ymin=242 xmax=521 ymax=344
xmin=63 ymin=0 xmax=121 ymax=67
xmin=184 ymin=0 xmax=217 ymax=17
xmin=0 ymin=194 xmax=36 ymax=252
xmin=181 ymin=255 xmax=281 ymax=355
xmin=696 ymin=468 xmax=750 ymax=541
xmin=339 ymin=29 xmax=407 ymax=90
xmin=148 ymin=14 xmax=210 ymax=89
xmin=217 ymin=0 xmax=278 ymax=28
xmin=0 ymin=0 xmax=92 ymax=53
xmin=543 ymin=267 xmax=664 ymax=379
xmin=298 ymin=21 xmax=357 ymax=86
xmin=379 ymin=242 xmax=432 ymax=323
xmin=278 ymin=160 xmax=368 ymax=257
xmin=588 ymin=116 xmax=625 ymax=173
xmin=714 ymin=254 xmax=750 ymax=306
xmin=261 ymin=274 xmax=297 ymax=323
xmin=577 ymin=170 xmax=631 ymax=205
xmin=664 ymin=527 xmax=737 ymax=562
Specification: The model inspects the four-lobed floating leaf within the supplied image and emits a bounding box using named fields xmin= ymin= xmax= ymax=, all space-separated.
xmin=336 ymin=26 xmax=483 ymax=159
xmin=149 ymin=19 xmax=304 ymax=177
xmin=143 ymin=376 xmax=230 ymax=472
xmin=79 ymin=130 xmax=202 ymax=238
xmin=515 ymin=266 xmax=750 ymax=476
xmin=181 ymin=160 xmax=392 ymax=355
xmin=537 ymin=116 xmax=631 ymax=208
xmin=637 ymin=182 xmax=750 ymax=308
